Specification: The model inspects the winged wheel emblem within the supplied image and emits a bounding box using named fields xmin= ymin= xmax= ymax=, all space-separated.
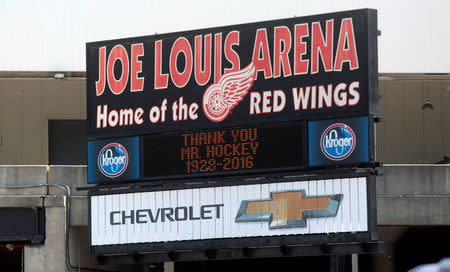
xmin=202 ymin=63 xmax=256 ymax=122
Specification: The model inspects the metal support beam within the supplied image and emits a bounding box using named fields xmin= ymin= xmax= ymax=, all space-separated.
xmin=330 ymin=255 xmax=352 ymax=272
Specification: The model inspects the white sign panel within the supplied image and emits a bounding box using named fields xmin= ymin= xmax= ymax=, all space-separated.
xmin=91 ymin=177 xmax=368 ymax=246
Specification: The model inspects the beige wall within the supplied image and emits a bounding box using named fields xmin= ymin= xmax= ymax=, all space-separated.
xmin=0 ymin=78 xmax=85 ymax=164
xmin=0 ymin=76 xmax=449 ymax=164
xmin=376 ymin=79 xmax=450 ymax=163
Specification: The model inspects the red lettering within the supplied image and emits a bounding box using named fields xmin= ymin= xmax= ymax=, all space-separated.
xmin=274 ymin=26 xmax=292 ymax=78
xmin=294 ymin=24 xmax=309 ymax=75
xmin=194 ymin=35 xmax=212 ymax=86
xmin=214 ymin=33 xmax=222 ymax=82
xmin=170 ymin=37 xmax=193 ymax=88
xmin=95 ymin=46 xmax=106 ymax=96
xmin=107 ymin=45 xmax=129 ymax=95
xmin=131 ymin=43 xmax=144 ymax=92
xmin=311 ymin=19 xmax=334 ymax=73
xmin=154 ymin=40 xmax=168 ymax=89
xmin=334 ymin=18 xmax=359 ymax=71
xmin=252 ymin=28 xmax=273 ymax=79
xmin=224 ymin=31 xmax=240 ymax=73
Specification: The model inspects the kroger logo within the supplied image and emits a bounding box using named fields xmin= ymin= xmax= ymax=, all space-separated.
xmin=320 ymin=123 xmax=356 ymax=161
xmin=98 ymin=143 xmax=129 ymax=178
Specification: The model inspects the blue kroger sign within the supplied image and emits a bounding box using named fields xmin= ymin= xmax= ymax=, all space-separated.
xmin=320 ymin=123 xmax=356 ymax=160
xmin=308 ymin=117 xmax=371 ymax=167
xmin=88 ymin=137 xmax=139 ymax=183
xmin=98 ymin=143 xmax=129 ymax=177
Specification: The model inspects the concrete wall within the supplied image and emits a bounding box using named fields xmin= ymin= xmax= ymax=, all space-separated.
xmin=377 ymin=165 xmax=450 ymax=225
xmin=0 ymin=165 xmax=48 ymax=195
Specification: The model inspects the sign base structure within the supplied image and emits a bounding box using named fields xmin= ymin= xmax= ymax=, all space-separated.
xmin=89 ymin=172 xmax=383 ymax=264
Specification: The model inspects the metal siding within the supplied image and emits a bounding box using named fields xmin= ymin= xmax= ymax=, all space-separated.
xmin=376 ymin=79 xmax=450 ymax=163
xmin=0 ymin=78 xmax=85 ymax=164
xmin=90 ymin=177 xmax=368 ymax=246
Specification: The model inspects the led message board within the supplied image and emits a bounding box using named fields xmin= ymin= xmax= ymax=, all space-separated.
xmin=86 ymin=9 xmax=378 ymax=139
xmin=142 ymin=123 xmax=306 ymax=179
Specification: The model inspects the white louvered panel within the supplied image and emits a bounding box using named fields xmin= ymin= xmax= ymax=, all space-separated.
xmin=259 ymin=183 xmax=271 ymax=238
xmin=332 ymin=178 xmax=343 ymax=233
xmin=191 ymin=188 xmax=201 ymax=241
xmin=133 ymin=192 xmax=141 ymax=243
xmin=126 ymin=193 xmax=135 ymax=243
xmin=324 ymin=179 xmax=334 ymax=234
xmin=104 ymin=194 xmax=113 ymax=245
xmin=340 ymin=178 xmax=351 ymax=232
xmin=97 ymin=195 xmax=106 ymax=245
xmin=148 ymin=191 xmax=157 ymax=242
xmin=90 ymin=177 xmax=369 ymax=246
xmin=154 ymin=191 xmax=163 ymax=242
xmin=90 ymin=196 xmax=99 ymax=245
xmin=358 ymin=177 xmax=368 ymax=231
xmin=229 ymin=185 xmax=239 ymax=238
xmin=176 ymin=189 xmax=186 ymax=241
xmin=349 ymin=178 xmax=359 ymax=232
xmin=222 ymin=186 xmax=231 ymax=238
xmin=169 ymin=190 xmax=178 ymax=241
xmin=214 ymin=186 xmax=224 ymax=239
xmin=307 ymin=179 xmax=318 ymax=236
xmin=139 ymin=192 xmax=149 ymax=243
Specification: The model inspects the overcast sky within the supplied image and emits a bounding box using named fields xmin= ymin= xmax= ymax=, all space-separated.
xmin=0 ymin=0 xmax=449 ymax=72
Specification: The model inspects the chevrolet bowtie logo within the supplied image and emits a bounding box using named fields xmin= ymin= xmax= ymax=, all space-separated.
xmin=235 ymin=190 xmax=342 ymax=229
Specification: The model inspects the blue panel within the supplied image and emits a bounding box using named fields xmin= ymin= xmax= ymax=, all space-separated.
xmin=87 ymin=137 xmax=140 ymax=184
xmin=308 ymin=117 xmax=370 ymax=167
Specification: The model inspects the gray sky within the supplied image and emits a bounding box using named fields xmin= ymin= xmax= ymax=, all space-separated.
xmin=0 ymin=0 xmax=449 ymax=72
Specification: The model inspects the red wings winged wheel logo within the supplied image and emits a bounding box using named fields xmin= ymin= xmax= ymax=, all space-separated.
xmin=202 ymin=62 xmax=256 ymax=122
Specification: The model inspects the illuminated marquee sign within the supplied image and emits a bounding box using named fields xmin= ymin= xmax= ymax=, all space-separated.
xmin=86 ymin=9 xmax=378 ymax=139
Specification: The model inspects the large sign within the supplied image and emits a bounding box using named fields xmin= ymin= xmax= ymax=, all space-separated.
xmin=86 ymin=9 xmax=378 ymax=139
xmin=90 ymin=176 xmax=369 ymax=247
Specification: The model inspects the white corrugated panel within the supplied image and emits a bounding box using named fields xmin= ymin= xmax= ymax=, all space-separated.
xmin=91 ymin=177 xmax=369 ymax=246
